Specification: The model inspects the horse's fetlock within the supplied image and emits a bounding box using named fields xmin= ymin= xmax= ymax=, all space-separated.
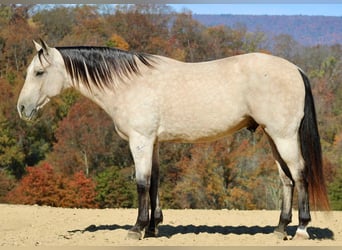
xmin=155 ymin=209 xmax=163 ymax=225
xmin=145 ymin=227 xmax=159 ymax=238
xmin=136 ymin=183 xmax=150 ymax=193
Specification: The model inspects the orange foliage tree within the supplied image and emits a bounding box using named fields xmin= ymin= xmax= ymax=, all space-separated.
xmin=47 ymin=97 xmax=118 ymax=176
xmin=106 ymin=33 xmax=129 ymax=50
xmin=6 ymin=162 xmax=98 ymax=208
xmin=170 ymin=128 xmax=281 ymax=210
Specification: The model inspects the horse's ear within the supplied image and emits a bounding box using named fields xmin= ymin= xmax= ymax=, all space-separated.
xmin=33 ymin=40 xmax=42 ymax=52
xmin=33 ymin=39 xmax=50 ymax=54
xmin=39 ymin=39 xmax=49 ymax=52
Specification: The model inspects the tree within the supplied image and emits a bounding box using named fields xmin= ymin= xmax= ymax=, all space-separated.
xmin=0 ymin=117 xmax=25 ymax=178
xmin=60 ymin=5 xmax=107 ymax=46
xmin=0 ymin=78 xmax=25 ymax=178
xmin=95 ymin=165 xmax=136 ymax=208
xmin=329 ymin=167 xmax=342 ymax=210
xmin=0 ymin=170 xmax=15 ymax=202
xmin=67 ymin=171 xmax=98 ymax=208
xmin=47 ymin=97 xmax=130 ymax=176
xmin=170 ymin=11 xmax=206 ymax=62
xmin=273 ymin=34 xmax=300 ymax=60
xmin=0 ymin=5 xmax=37 ymax=76
xmin=105 ymin=4 xmax=173 ymax=54
xmin=6 ymin=162 xmax=98 ymax=208
xmin=6 ymin=162 xmax=65 ymax=206
xmin=106 ymin=33 xmax=129 ymax=50
xmin=242 ymin=30 xmax=268 ymax=53
xmin=202 ymin=25 xmax=235 ymax=59
xmin=172 ymin=138 xmax=242 ymax=209
xmin=32 ymin=6 xmax=74 ymax=45
xmin=229 ymin=23 xmax=247 ymax=55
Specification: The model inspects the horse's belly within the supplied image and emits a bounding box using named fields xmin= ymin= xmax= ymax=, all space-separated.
xmin=157 ymin=113 xmax=249 ymax=143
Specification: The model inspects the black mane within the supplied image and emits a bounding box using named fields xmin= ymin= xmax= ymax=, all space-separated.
xmin=55 ymin=46 xmax=155 ymax=91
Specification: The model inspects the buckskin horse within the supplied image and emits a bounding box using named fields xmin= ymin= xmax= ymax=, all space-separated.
xmin=17 ymin=40 xmax=329 ymax=240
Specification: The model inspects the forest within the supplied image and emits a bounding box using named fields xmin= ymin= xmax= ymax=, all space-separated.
xmin=0 ymin=4 xmax=341 ymax=210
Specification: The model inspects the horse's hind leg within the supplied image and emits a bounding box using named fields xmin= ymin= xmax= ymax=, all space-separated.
xmin=267 ymin=133 xmax=311 ymax=240
xmin=292 ymin=167 xmax=311 ymax=240
xmin=145 ymin=142 xmax=163 ymax=237
xmin=267 ymin=134 xmax=294 ymax=240
xmin=275 ymin=164 xmax=294 ymax=240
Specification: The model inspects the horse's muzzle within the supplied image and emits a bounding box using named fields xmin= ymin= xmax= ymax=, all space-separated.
xmin=17 ymin=96 xmax=50 ymax=121
xmin=18 ymin=104 xmax=39 ymax=121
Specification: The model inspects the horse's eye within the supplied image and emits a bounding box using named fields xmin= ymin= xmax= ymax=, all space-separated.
xmin=36 ymin=70 xmax=45 ymax=77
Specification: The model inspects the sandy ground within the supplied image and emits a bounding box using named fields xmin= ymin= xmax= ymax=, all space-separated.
xmin=0 ymin=204 xmax=340 ymax=247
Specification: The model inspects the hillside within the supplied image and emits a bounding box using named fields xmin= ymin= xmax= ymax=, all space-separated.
xmin=193 ymin=14 xmax=342 ymax=46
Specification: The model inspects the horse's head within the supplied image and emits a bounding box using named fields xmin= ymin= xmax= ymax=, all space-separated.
xmin=17 ymin=40 xmax=69 ymax=121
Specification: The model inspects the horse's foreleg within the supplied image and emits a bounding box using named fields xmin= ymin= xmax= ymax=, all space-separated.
xmin=145 ymin=142 xmax=163 ymax=237
xmin=127 ymin=134 xmax=155 ymax=240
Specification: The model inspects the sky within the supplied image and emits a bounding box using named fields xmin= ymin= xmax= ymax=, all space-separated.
xmin=169 ymin=4 xmax=342 ymax=16
xmin=10 ymin=2 xmax=342 ymax=17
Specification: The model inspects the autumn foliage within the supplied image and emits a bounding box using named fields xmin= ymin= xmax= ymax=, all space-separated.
xmin=0 ymin=4 xmax=341 ymax=210
xmin=6 ymin=162 xmax=98 ymax=208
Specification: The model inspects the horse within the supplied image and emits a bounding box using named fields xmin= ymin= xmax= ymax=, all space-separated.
xmin=17 ymin=40 xmax=329 ymax=240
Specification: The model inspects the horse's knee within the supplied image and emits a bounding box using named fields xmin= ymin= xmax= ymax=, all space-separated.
xmin=137 ymin=182 xmax=150 ymax=193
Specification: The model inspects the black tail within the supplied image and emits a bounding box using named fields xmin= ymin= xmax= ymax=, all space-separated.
xmin=298 ymin=69 xmax=330 ymax=210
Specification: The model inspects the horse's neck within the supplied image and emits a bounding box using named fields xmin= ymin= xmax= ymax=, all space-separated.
xmin=73 ymin=83 xmax=118 ymax=116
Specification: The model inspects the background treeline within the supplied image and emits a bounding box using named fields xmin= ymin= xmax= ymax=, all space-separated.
xmin=0 ymin=4 xmax=341 ymax=210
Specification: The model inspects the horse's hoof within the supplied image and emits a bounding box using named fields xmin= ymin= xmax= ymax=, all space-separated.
xmin=126 ymin=229 xmax=142 ymax=240
xmin=293 ymin=229 xmax=310 ymax=240
xmin=274 ymin=229 xmax=291 ymax=240
xmin=144 ymin=228 xmax=158 ymax=238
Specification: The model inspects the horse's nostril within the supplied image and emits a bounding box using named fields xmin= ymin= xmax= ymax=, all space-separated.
xmin=20 ymin=105 xmax=25 ymax=113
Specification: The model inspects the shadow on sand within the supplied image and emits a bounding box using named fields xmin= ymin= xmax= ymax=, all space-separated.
xmin=68 ymin=224 xmax=334 ymax=240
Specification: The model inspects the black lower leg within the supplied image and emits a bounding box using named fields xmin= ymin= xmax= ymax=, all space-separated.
xmin=146 ymin=156 xmax=163 ymax=237
xmin=129 ymin=183 xmax=150 ymax=239
xmin=275 ymin=182 xmax=294 ymax=239
xmin=145 ymin=189 xmax=161 ymax=237
xmin=275 ymin=210 xmax=292 ymax=235
xmin=297 ymin=178 xmax=311 ymax=229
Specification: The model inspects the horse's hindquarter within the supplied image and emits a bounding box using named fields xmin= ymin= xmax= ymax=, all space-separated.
xmin=241 ymin=54 xmax=306 ymax=137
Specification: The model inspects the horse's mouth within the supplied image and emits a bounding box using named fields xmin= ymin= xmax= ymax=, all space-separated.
xmin=19 ymin=97 xmax=50 ymax=122
xmin=20 ymin=107 xmax=40 ymax=122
